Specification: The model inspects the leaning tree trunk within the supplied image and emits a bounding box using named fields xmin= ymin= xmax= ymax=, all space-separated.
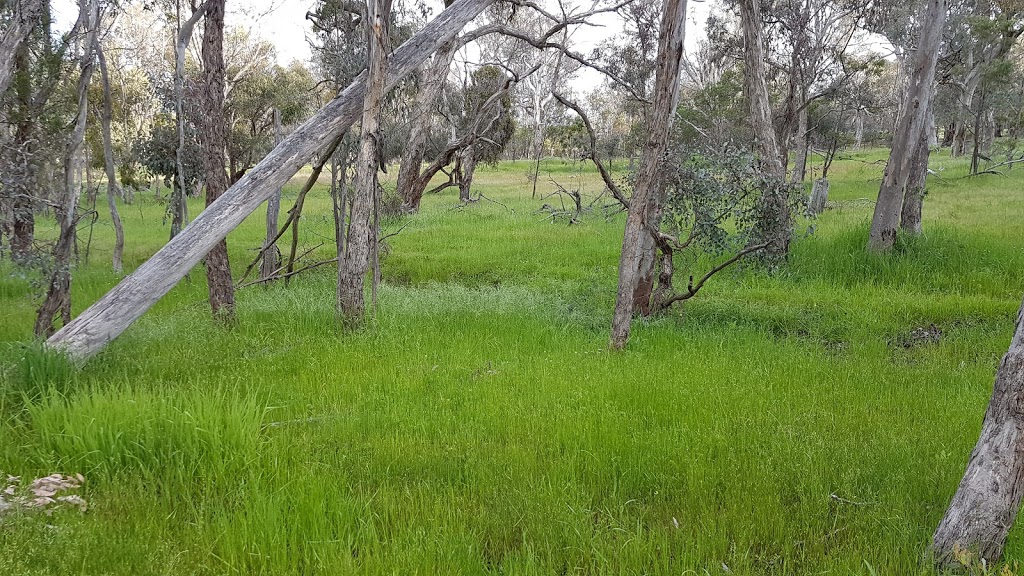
xmin=932 ymin=296 xmax=1024 ymax=564
xmin=45 ymin=0 xmax=497 ymax=360
xmin=609 ymin=0 xmax=687 ymax=349
xmin=337 ymin=0 xmax=391 ymax=326
xmin=34 ymin=0 xmax=99 ymax=338
xmin=0 ymin=0 xmax=45 ymax=98
xmin=397 ymin=38 xmax=457 ymax=212
xmin=97 ymin=47 xmax=124 ymax=273
xmin=199 ymin=0 xmax=235 ymax=323
xmin=900 ymin=124 xmax=930 ymax=235
xmin=738 ymin=0 xmax=791 ymax=264
xmin=867 ymin=0 xmax=945 ymax=252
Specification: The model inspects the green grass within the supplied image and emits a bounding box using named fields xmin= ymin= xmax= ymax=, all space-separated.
xmin=0 ymin=150 xmax=1022 ymax=574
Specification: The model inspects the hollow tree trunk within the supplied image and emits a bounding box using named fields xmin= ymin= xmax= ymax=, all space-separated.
xmin=609 ymin=0 xmax=687 ymax=349
xmin=337 ymin=0 xmax=391 ymax=326
xmin=932 ymin=296 xmax=1024 ymax=564
xmin=738 ymin=0 xmax=791 ymax=264
xmin=97 ymin=47 xmax=124 ymax=273
xmin=867 ymin=0 xmax=945 ymax=252
xmin=397 ymin=38 xmax=457 ymax=212
xmin=46 ymin=0 xmax=498 ymax=360
xmin=34 ymin=0 xmax=98 ymax=338
xmin=199 ymin=0 xmax=235 ymax=322
xmin=901 ymin=125 xmax=930 ymax=235
xmin=0 ymin=0 xmax=45 ymax=98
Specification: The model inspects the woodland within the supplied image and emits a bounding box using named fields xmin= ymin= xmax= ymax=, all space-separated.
xmin=1 ymin=0 xmax=1024 ymax=573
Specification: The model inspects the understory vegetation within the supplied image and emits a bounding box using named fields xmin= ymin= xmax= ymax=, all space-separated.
xmin=1 ymin=150 xmax=1022 ymax=574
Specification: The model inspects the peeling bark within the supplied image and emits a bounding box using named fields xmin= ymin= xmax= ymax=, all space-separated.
xmin=337 ymin=0 xmax=390 ymax=326
xmin=609 ymin=0 xmax=687 ymax=349
xmin=932 ymin=296 xmax=1024 ymax=564
xmin=199 ymin=0 xmax=235 ymax=322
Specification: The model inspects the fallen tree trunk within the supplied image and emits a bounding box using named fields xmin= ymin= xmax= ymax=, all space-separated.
xmin=46 ymin=0 xmax=497 ymax=361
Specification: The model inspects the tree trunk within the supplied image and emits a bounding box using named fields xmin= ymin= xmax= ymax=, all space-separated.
xmin=397 ymin=38 xmax=457 ymax=212
xmin=9 ymin=43 xmax=35 ymax=263
xmin=738 ymin=0 xmax=791 ymax=264
xmin=261 ymin=107 xmax=283 ymax=280
xmin=337 ymin=0 xmax=391 ymax=327
xmin=171 ymin=1 xmax=209 ymax=241
xmin=867 ymin=0 xmax=945 ymax=252
xmin=97 ymin=47 xmax=124 ymax=274
xmin=198 ymin=0 xmax=235 ymax=322
xmin=0 ymin=0 xmax=45 ymax=98
xmin=808 ymin=178 xmax=829 ymax=216
xmin=790 ymin=106 xmax=809 ymax=184
xmin=46 ymin=0 xmax=497 ymax=360
xmin=34 ymin=0 xmax=98 ymax=338
xmin=854 ymin=108 xmax=865 ymax=150
xmin=609 ymin=0 xmax=687 ymax=349
xmin=459 ymin=145 xmax=476 ymax=202
xmin=932 ymin=296 xmax=1024 ymax=564
xmin=901 ymin=126 xmax=930 ymax=235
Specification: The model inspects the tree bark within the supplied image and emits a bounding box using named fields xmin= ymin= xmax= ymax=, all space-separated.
xmin=932 ymin=296 xmax=1024 ymax=564
xmin=34 ymin=0 xmax=99 ymax=338
xmin=459 ymin=145 xmax=476 ymax=202
xmin=337 ymin=0 xmax=391 ymax=326
xmin=97 ymin=47 xmax=124 ymax=273
xmin=9 ymin=43 xmax=35 ymax=262
xmin=790 ymin=106 xmax=809 ymax=184
xmin=900 ymin=126 xmax=930 ymax=235
xmin=609 ymin=0 xmax=687 ymax=349
xmin=808 ymin=178 xmax=829 ymax=216
xmin=46 ymin=0 xmax=497 ymax=360
xmin=397 ymin=38 xmax=457 ymax=212
xmin=261 ymin=107 xmax=283 ymax=280
xmin=867 ymin=0 xmax=945 ymax=252
xmin=0 ymin=0 xmax=45 ymax=98
xmin=738 ymin=0 xmax=792 ymax=264
xmin=198 ymin=0 xmax=235 ymax=322
xmin=171 ymin=1 xmax=209 ymax=241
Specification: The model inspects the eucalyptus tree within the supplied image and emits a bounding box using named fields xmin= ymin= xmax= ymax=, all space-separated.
xmin=867 ymin=0 xmax=946 ymax=252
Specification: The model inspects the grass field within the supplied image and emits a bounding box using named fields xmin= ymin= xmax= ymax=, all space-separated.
xmin=1 ymin=149 xmax=1023 ymax=574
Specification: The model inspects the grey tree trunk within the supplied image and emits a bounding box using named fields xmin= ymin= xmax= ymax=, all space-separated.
xmin=854 ymin=108 xmax=865 ymax=150
xmin=900 ymin=126 xmax=930 ymax=235
xmin=932 ymin=296 xmax=1024 ymax=564
xmin=261 ymin=107 xmax=283 ymax=280
xmin=97 ymin=47 xmax=124 ymax=274
xmin=808 ymin=178 xmax=829 ymax=216
xmin=790 ymin=106 xmax=809 ymax=184
xmin=609 ymin=0 xmax=687 ymax=349
xmin=46 ymin=0 xmax=499 ymax=360
xmin=738 ymin=0 xmax=791 ymax=264
xmin=199 ymin=0 xmax=235 ymax=322
xmin=459 ymin=145 xmax=476 ymax=202
xmin=0 ymin=0 xmax=45 ymax=98
xmin=34 ymin=0 xmax=99 ymax=337
xmin=397 ymin=38 xmax=457 ymax=212
xmin=337 ymin=0 xmax=391 ymax=327
xmin=171 ymin=1 xmax=209 ymax=240
xmin=867 ymin=0 xmax=945 ymax=252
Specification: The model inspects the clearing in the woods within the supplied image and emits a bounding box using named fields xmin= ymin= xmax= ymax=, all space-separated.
xmin=1 ymin=150 xmax=1022 ymax=574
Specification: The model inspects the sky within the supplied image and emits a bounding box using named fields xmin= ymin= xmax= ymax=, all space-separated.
xmin=52 ymin=0 xmax=714 ymax=90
